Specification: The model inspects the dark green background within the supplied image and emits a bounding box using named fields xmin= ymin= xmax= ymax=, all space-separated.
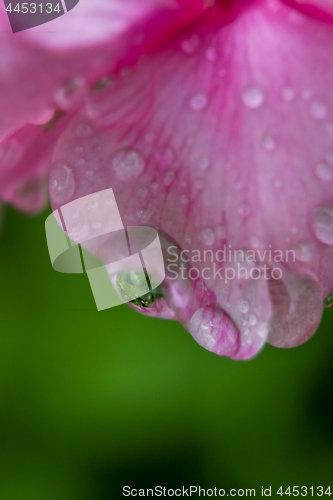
xmin=0 ymin=206 xmax=332 ymax=499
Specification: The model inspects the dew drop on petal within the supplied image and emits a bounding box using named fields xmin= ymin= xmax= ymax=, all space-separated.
xmin=312 ymin=205 xmax=333 ymax=244
xmin=314 ymin=162 xmax=333 ymax=181
xmin=86 ymin=170 xmax=94 ymax=177
xmin=295 ymin=241 xmax=314 ymax=262
xmin=112 ymin=149 xmax=145 ymax=180
xmin=310 ymin=100 xmax=328 ymax=120
xmin=137 ymin=207 xmax=151 ymax=219
xmin=201 ymin=228 xmax=215 ymax=246
xmin=239 ymin=300 xmax=250 ymax=314
xmin=187 ymin=307 xmax=239 ymax=356
xmin=54 ymin=76 xmax=85 ymax=110
xmin=180 ymin=194 xmax=189 ymax=205
xmin=50 ymin=162 xmax=75 ymax=204
xmin=190 ymin=93 xmax=208 ymax=111
xmin=242 ymin=87 xmax=265 ymax=109
xmin=248 ymin=314 xmax=257 ymax=326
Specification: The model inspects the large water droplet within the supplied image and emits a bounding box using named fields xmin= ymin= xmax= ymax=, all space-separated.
xmin=50 ymin=162 xmax=75 ymax=204
xmin=314 ymin=162 xmax=333 ymax=182
xmin=190 ymin=93 xmax=208 ymax=111
xmin=180 ymin=34 xmax=200 ymax=55
xmin=187 ymin=307 xmax=240 ymax=356
xmin=312 ymin=205 xmax=333 ymax=244
xmin=242 ymin=87 xmax=265 ymax=109
xmin=201 ymin=228 xmax=215 ymax=246
xmin=112 ymin=149 xmax=145 ymax=180
xmin=310 ymin=100 xmax=328 ymax=120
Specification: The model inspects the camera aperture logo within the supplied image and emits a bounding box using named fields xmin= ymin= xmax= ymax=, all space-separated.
xmin=3 ymin=0 xmax=79 ymax=32
xmin=45 ymin=188 xmax=165 ymax=312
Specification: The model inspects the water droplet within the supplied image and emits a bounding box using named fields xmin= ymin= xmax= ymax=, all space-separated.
xmin=198 ymin=157 xmax=210 ymax=169
xmin=185 ymin=234 xmax=192 ymax=244
xmin=201 ymin=228 xmax=215 ymax=246
xmin=112 ymin=149 xmax=145 ymax=180
xmin=205 ymin=47 xmax=217 ymax=62
xmin=310 ymin=100 xmax=328 ymax=120
xmin=257 ymin=323 xmax=269 ymax=338
xmin=54 ymin=76 xmax=85 ymax=110
xmin=262 ymin=135 xmax=276 ymax=151
xmin=180 ymin=194 xmax=189 ymax=205
xmin=68 ymin=219 xmax=86 ymax=238
xmin=188 ymin=307 xmax=239 ymax=356
xmin=239 ymin=300 xmax=250 ymax=314
xmin=242 ymin=87 xmax=265 ymax=109
xmin=50 ymin=162 xmax=75 ymax=204
xmin=87 ymin=201 xmax=98 ymax=211
xmin=104 ymin=198 xmax=115 ymax=208
xmin=155 ymin=147 xmax=174 ymax=166
xmin=248 ymin=314 xmax=257 ymax=326
xmin=75 ymin=145 xmax=83 ymax=153
xmin=86 ymin=170 xmax=94 ymax=176
xmin=137 ymin=207 xmax=151 ymax=219
xmin=180 ymin=34 xmax=200 ymax=55
xmin=295 ymin=242 xmax=313 ymax=262
xmin=76 ymin=123 xmax=92 ymax=137
xmin=314 ymin=162 xmax=333 ymax=181
xmin=282 ymin=87 xmax=296 ymax=102
xmin=190 ymin=93 xmax=208 ymax=111
xmin=139 ymin=186 xmax=148 ymax=197
xmin=312 ymin=205 xmax=333 ymax=244
xmin=151 ymin=182 xmax=159 ymax=191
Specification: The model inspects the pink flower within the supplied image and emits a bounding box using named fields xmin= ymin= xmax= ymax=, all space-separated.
xmin=1 ymin=0 xmax=333 ymax=358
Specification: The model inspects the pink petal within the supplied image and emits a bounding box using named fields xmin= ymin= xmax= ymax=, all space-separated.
xmin=49 ymin=0 xmax=333 ymax=358
xmin=0 ymin=0 xmax=206 ymax=141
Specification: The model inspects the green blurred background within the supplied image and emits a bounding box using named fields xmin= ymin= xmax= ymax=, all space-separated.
xmin=0 ymin=206 xmax=332 ymax=500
